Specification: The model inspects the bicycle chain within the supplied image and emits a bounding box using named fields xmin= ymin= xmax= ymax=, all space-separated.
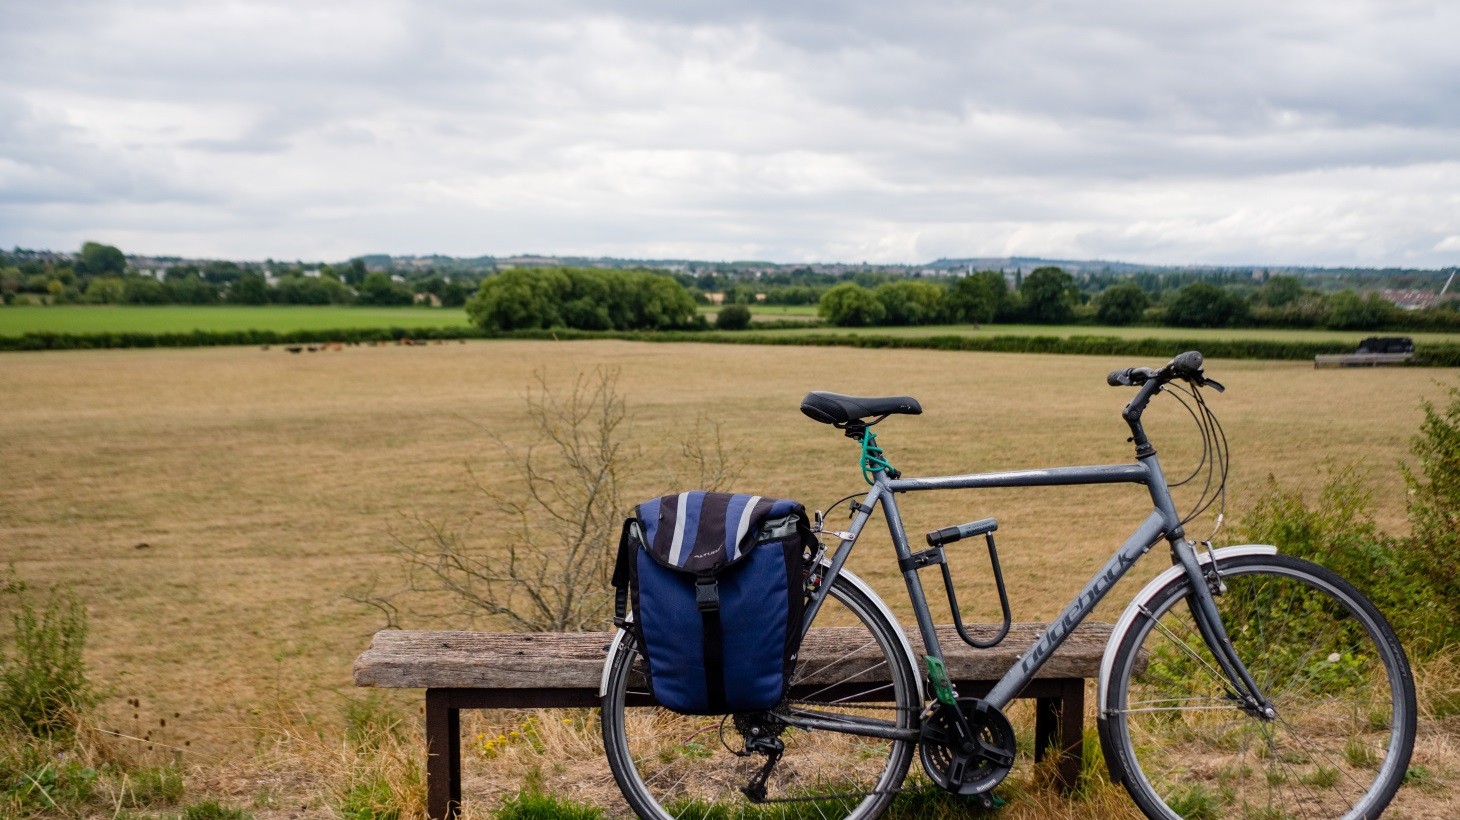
xmin=736 ymin=700 xmax=931 ymax=805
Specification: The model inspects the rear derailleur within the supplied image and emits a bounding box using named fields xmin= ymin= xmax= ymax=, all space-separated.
xmin=731 ymin=712 xmax=786 ymax=803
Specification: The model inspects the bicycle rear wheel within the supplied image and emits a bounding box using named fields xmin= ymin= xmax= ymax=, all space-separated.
xmin=1100 ymin=553 xmax=1416 ymax=819
xmin=602 ymin=573 xmax=919 ymax=820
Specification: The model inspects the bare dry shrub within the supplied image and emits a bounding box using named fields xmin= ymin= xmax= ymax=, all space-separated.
xmin=357 ymin=366 xmax=740 ymax=633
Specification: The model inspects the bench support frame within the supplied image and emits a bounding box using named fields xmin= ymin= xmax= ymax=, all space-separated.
xmin=423 ymin=679 xmax=1085 ymax=820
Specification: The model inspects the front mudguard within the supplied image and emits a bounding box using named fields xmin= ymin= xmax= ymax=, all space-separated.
xmin=1095 ymin=544 xmax=1278 ymax=785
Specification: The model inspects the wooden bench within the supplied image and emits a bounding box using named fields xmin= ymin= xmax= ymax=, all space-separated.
xmin=354 ymin=622 xmax=1112 ymax=820
xmin=1313 ymin=352 xmax=1414 ymax=368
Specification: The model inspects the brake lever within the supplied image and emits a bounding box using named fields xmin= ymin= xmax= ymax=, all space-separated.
xmin=1202 ymin=377 xmax=1226 ymax=393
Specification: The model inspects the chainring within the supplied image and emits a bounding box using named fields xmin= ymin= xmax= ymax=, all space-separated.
xmin=918 ymin=698 xmax=1017 ymax=795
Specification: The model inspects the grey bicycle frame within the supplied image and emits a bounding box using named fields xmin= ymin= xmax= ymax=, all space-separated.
xmin=802 ymin=442 xmax=1267 ymax=716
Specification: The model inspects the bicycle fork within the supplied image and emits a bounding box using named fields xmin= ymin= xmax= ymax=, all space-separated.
xmin=1168 ymin=536 xmax=1276 ymax=720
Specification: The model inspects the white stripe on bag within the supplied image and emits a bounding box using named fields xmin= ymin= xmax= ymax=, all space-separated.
xmin=668 ymin=493 xmax=690 ymax=566
xmin=731 ymin=495 xmax=762 ymax=561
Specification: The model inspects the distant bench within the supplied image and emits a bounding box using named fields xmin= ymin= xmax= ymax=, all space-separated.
xmin=354 ymin=623 xmax=1113 ymax=820
xmin=1313 ymin=352 xmax=1414 ymax=368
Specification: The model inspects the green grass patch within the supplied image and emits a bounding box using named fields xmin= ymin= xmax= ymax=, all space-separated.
xmin=180 ymin=800 xmax=253 ymax=820
xmin=496 ymin=770 xmax=603 ymax=820
xmin=0 ymin=305 xmax=470 ymax=337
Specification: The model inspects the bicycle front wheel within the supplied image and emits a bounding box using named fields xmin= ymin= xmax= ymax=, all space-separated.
xmin=601 ymin=573 xmax=919 ymax=820
xmin=1100 ymin=553 xmax=1416 ymax=819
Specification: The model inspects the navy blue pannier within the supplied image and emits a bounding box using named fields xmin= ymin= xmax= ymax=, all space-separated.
xmin=611 ymin=491 xmax=813 ymax=715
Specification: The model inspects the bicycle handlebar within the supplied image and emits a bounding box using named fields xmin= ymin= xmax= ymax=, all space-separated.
xmin=1107 ymin=350 xmax=1224 ymax=392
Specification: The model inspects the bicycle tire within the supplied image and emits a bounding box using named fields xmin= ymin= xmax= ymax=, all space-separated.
xmin=602 ymin=573 xmax=919 ymax=819
xmin=1099 ymin=553 xmax=1416 ymax=819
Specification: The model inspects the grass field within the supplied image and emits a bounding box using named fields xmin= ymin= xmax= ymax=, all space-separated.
xmin=11 ymin=304 xmax=1460 ymax=350
xmin=0 ymin=304 xmax=472 ymax=336
xmin=3 ymin=340 xmax=1458 ymax=816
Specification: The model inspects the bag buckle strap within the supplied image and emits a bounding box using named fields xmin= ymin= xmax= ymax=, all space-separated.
xmin=695 ymin=575 xmax=720 ymax=612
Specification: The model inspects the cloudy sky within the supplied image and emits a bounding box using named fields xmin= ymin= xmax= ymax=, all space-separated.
xmin=2 ymin=1 xmax=1458 ymax=267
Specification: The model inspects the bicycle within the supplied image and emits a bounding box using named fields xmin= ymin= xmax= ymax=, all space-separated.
xmin=600 ymin=351 xmax=1417 ymax=819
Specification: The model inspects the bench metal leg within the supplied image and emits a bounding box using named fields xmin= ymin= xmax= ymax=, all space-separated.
xmin=1033 ymin=678 xmax=1085 ymax=791
xmin=425 ymin=690 xmax=461 ymax=820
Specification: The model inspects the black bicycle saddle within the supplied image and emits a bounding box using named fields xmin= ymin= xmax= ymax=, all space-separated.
xmin=800 ymin=391 xmax=922 ymax=426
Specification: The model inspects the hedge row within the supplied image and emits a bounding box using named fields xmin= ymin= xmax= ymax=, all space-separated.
xmin=0 ymin=325 xmax=487 ymax=351
xmin=7 ymin=325 xmax=1460 ymax=366
xmin=503 ymin=328 xmax=1460 ymax=366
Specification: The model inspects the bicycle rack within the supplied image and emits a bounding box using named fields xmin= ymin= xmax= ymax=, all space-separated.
xmin=908 ymin=517 xmax=1013 ymax=649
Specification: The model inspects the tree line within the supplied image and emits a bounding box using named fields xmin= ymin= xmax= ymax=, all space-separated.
xmin=813 ymin=266 xmax=1460 ymax=332
xmin=8 ymin=244 xmax=1459 ymax=335
xmin=0 ymin=244 xmax=478 ymax=308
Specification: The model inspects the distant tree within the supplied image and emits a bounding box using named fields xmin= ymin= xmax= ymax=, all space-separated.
xmin=202 ymin=261 xmax=245 ymax=285
xmin=345 ymin=258 xmax=369 ymax=286
xmin=723 ymin=283 xmax=758 ymax=305
xmin=229 ymin=273 xmax=270 ymax=305
xmin=1019 ymin=267 xmax=1078 ymax=324
xmin=439 ymin=279 xmax=469 ymax=308
xmin=873 ymin=280 xmax=944 ymax=325
xmin=122 ymin=276 xmax=167 ymax=304
xmin=76 ymin=242 xmax=125 ymax=277
xmin=1258 ymin=275 xmax=1306 ymax=308
xmin=467 ymin=269 xmax=570 ymax=330
xmin=357 ymin=271 xmax=414 ymax=306
xmin=49 ymin=279 xmax=80 ymax=304
xmin=624 ymin=271 xmax=699 ymax=329
xmin=1095 ymin=282 xmax=1150 ymax=326
xmin=83 ymin=276 xmax=126 ymax=304
xmin=715 ymin=303 xmax=752 ymax=330
xmin=0 ymin=267 xmax=20 ymax=300
xmin=1325 ymin=290 xmax=1393 ymax=330
xmin=163 ymin=274 xmax=219 ymax=304
xmin=944 ymin=271 xmax=1005 ymax=325
xmin=273 ymin=274 xmax=354 ymax=305
xmin=818 ymin=283 xmax=886 ymax=327
xmin=465 ymin=268 xmax=696 ymax=332
xmin=1164 ymin=282 xmax=1249 ymax=328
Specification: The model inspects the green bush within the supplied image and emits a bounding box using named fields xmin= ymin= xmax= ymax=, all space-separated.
xmin=713 ymin=304 xmax=752 ymax=330
xmin=1240 ymin=471 xmax=1446 ymax=650
xmin=1400 ymin=385 xmax=1460 ymax=649
xmin=0 ymin=571 xmax=97 ymax=737
xmin=1240 ymin=385 xmax=1460 ymax=656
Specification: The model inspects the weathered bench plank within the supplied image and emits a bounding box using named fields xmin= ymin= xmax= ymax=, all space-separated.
xmin=353 ymin=622 xmax=1110 ymax=689
xmin=1313 ymin=352 xmax=1413 ymax=368
xmin=355 ymin=624 xmax=1109 ymax=820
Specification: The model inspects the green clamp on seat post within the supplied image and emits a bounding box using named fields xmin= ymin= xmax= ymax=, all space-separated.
xmin=858 ymin=426 xmax=897 ymax=485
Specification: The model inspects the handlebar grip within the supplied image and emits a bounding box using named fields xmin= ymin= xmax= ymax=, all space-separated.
xmin=1108 ymin=367 xmax=1157 ymax=387
xmin=1169 ymin=350 xmax=1204 ymax=376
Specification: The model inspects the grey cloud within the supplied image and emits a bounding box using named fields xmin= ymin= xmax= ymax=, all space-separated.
xmin=1 ymin=0 xmax=1457 ymax=264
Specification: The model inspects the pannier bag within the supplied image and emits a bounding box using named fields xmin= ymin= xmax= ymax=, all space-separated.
xmin=612 ymin=491 xmax=813 ymax=715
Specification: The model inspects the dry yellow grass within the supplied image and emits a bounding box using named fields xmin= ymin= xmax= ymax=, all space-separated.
xmin=2 ymin=339 xmax=1457 ymax=815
